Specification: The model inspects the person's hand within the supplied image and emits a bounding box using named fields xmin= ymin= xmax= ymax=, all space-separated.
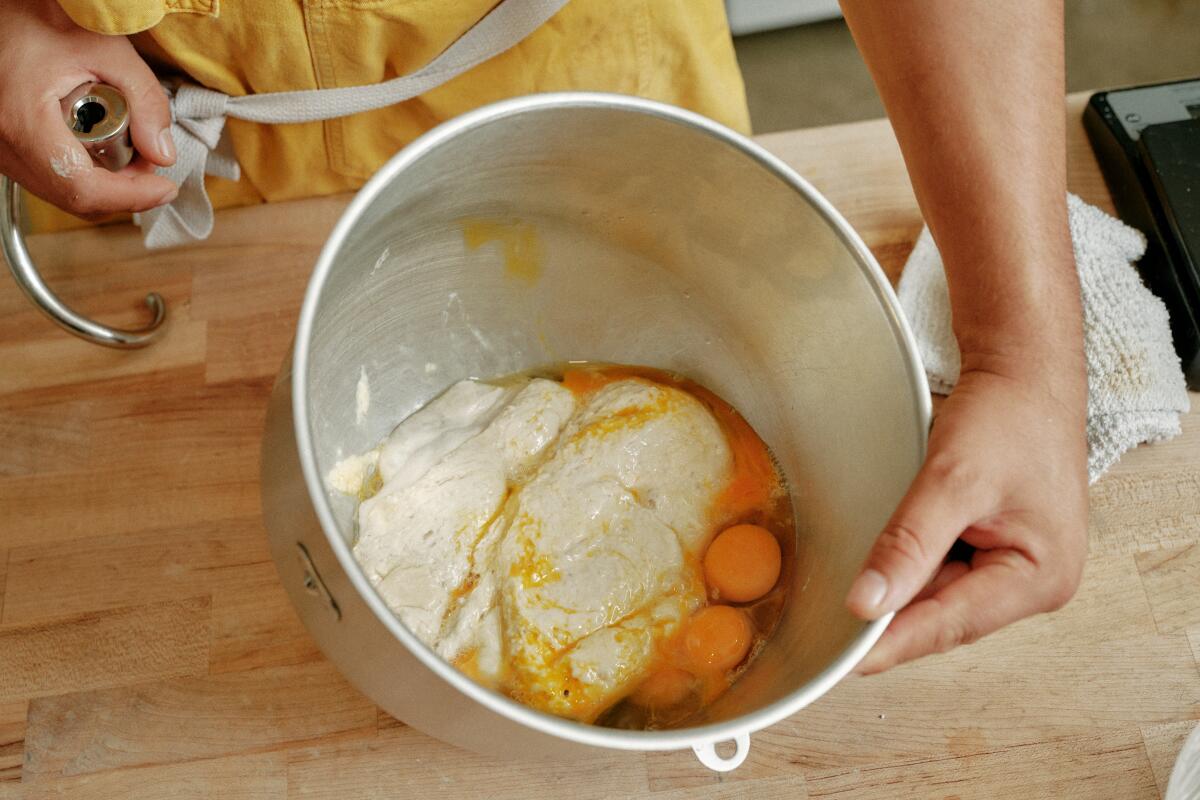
xmin=0 ymin=0 xmax=177 ymax=220
xmin=846 ymin=350 xmax=1089 ymax=674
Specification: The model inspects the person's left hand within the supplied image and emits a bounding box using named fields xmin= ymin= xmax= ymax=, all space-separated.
xmin=0 ymin=0 xmax=177 ymax=220
xmin=845 ymin=350 xmax=1089 ymax=674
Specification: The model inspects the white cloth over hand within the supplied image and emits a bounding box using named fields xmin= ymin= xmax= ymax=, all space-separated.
xmin=897 ymin=194 xmax=1190 ymax=483
xmin=133 ymin=0 xmax=569 ymax=249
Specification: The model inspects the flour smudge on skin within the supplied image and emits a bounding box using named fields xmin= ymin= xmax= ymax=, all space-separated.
xmin=49 ymin=145 xmax=91 ymax=179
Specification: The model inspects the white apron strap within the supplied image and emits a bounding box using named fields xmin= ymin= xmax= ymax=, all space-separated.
xmin=136 ymin=0 xmax=570 ymax=249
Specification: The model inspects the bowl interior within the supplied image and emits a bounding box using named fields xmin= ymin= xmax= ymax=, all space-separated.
xmin=301 ymin=95 xmax=927 ymax=732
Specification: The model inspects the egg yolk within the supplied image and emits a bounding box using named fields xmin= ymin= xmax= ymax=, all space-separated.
xmin=630 ymin=667 xmax=694 ymax=709
xmin=684 ymin=605 xmax=753 ymax=673
xmin=703 ymin=524 xmax=782 ymax=603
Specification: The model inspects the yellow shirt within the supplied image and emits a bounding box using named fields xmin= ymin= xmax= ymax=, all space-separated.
xmin=35 ymin=0 xmax=749 ymax=232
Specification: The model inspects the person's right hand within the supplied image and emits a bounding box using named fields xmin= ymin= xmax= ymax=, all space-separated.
xmin=0 ymin=0 xmax=177 ymax=220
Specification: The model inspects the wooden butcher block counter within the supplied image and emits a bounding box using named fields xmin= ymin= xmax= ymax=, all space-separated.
xmin=0 ymin=94 xmax=1197 ymax=799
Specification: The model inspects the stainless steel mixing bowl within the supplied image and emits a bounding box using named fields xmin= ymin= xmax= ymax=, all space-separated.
xmin=261 ymin=92 xmax=930 ymax=772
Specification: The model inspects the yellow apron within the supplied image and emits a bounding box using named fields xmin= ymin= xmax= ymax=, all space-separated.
xmin=35 ymin=0 xmax=749 ymax=232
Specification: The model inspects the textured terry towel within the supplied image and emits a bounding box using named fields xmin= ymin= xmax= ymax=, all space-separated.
xmin=1166 ymin=721 xmax=1200 ymax=800
xmin=897 ymin=194 xmax=1190 ymax=483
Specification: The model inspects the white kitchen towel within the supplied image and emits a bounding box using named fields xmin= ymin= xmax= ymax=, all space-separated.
xmin=1167 ymin=721 xmax=1200 ymax=800
xmin=897 ymin=194 xmax=1190 ymax=483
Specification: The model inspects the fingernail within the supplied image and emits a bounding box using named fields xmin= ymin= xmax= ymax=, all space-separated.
xmin=158 ymin=128 xmax=176 ymax=162
xmin=157 ymin=186 xmax=178 ymax=206
xmin=847 ymin=569 xmax=889 ymax=615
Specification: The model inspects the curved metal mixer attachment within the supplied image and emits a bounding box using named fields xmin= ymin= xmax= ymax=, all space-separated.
xmin=0 ymin=82 xmax=166 ymax=349
xmin=1 ymin=178 xmax=166 ymax=348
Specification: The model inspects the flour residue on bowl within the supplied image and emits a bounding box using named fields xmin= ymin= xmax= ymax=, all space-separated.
xmin=329 ymin=364 xmax=793 ymax=728
xmin=355 ymin=367 xmax=371 ymax=426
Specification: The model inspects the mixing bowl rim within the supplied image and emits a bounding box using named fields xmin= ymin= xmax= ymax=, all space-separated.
xmin=291 ymin=91 xmax=930 ymax=750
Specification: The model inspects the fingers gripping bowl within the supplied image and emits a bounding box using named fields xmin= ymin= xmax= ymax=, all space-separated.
xmin=260 ymin=93 xmax=931 ymax=772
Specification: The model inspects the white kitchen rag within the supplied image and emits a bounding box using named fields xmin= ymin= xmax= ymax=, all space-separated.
xmin=1167 ymin=721 xmax=1200 ymax=800
xmin=897 ymin=194 xmax=1190 ymax=483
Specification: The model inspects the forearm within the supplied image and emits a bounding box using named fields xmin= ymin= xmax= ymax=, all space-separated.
xmin=839 ymin=1 xmax=1090 ymax=673
xmin=840 ymin=1 xmax=1083 ymax=378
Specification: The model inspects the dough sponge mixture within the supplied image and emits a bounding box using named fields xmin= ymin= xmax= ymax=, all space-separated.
xmin=332 ymin=366 xmax=790 ymax=725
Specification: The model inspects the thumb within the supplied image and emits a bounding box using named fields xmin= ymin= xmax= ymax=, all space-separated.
xmin=92 ymin=42 xmax=175 ymax=167
xmin=846 ymin=456 xmax=990 ymax=619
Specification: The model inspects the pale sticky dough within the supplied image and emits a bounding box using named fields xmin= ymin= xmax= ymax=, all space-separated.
xmin=338 ymin=376 xmax=732 ymax=721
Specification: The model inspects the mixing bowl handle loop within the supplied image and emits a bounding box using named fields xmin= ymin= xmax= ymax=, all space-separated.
xmin=0 ymin=177 xmax=166 ymax=348
xmin=691 ymin=733 xmax=751 ymax=772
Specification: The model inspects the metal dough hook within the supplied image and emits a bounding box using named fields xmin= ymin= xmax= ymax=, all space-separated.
xmin=0 ymin=83 xmax=166 ymax=349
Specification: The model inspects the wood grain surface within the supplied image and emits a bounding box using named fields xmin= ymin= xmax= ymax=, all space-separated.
xmin=0 ymin=94 xmax=1196 ymax=799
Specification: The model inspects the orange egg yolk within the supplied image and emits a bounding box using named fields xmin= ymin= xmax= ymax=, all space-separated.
xmin=684 ymin=605 xmax=753 ymax=673
xmin=630 ymin=667 xmax=694 ymax=709
xmin=703 ymin=524 xmax=782 ymax=603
